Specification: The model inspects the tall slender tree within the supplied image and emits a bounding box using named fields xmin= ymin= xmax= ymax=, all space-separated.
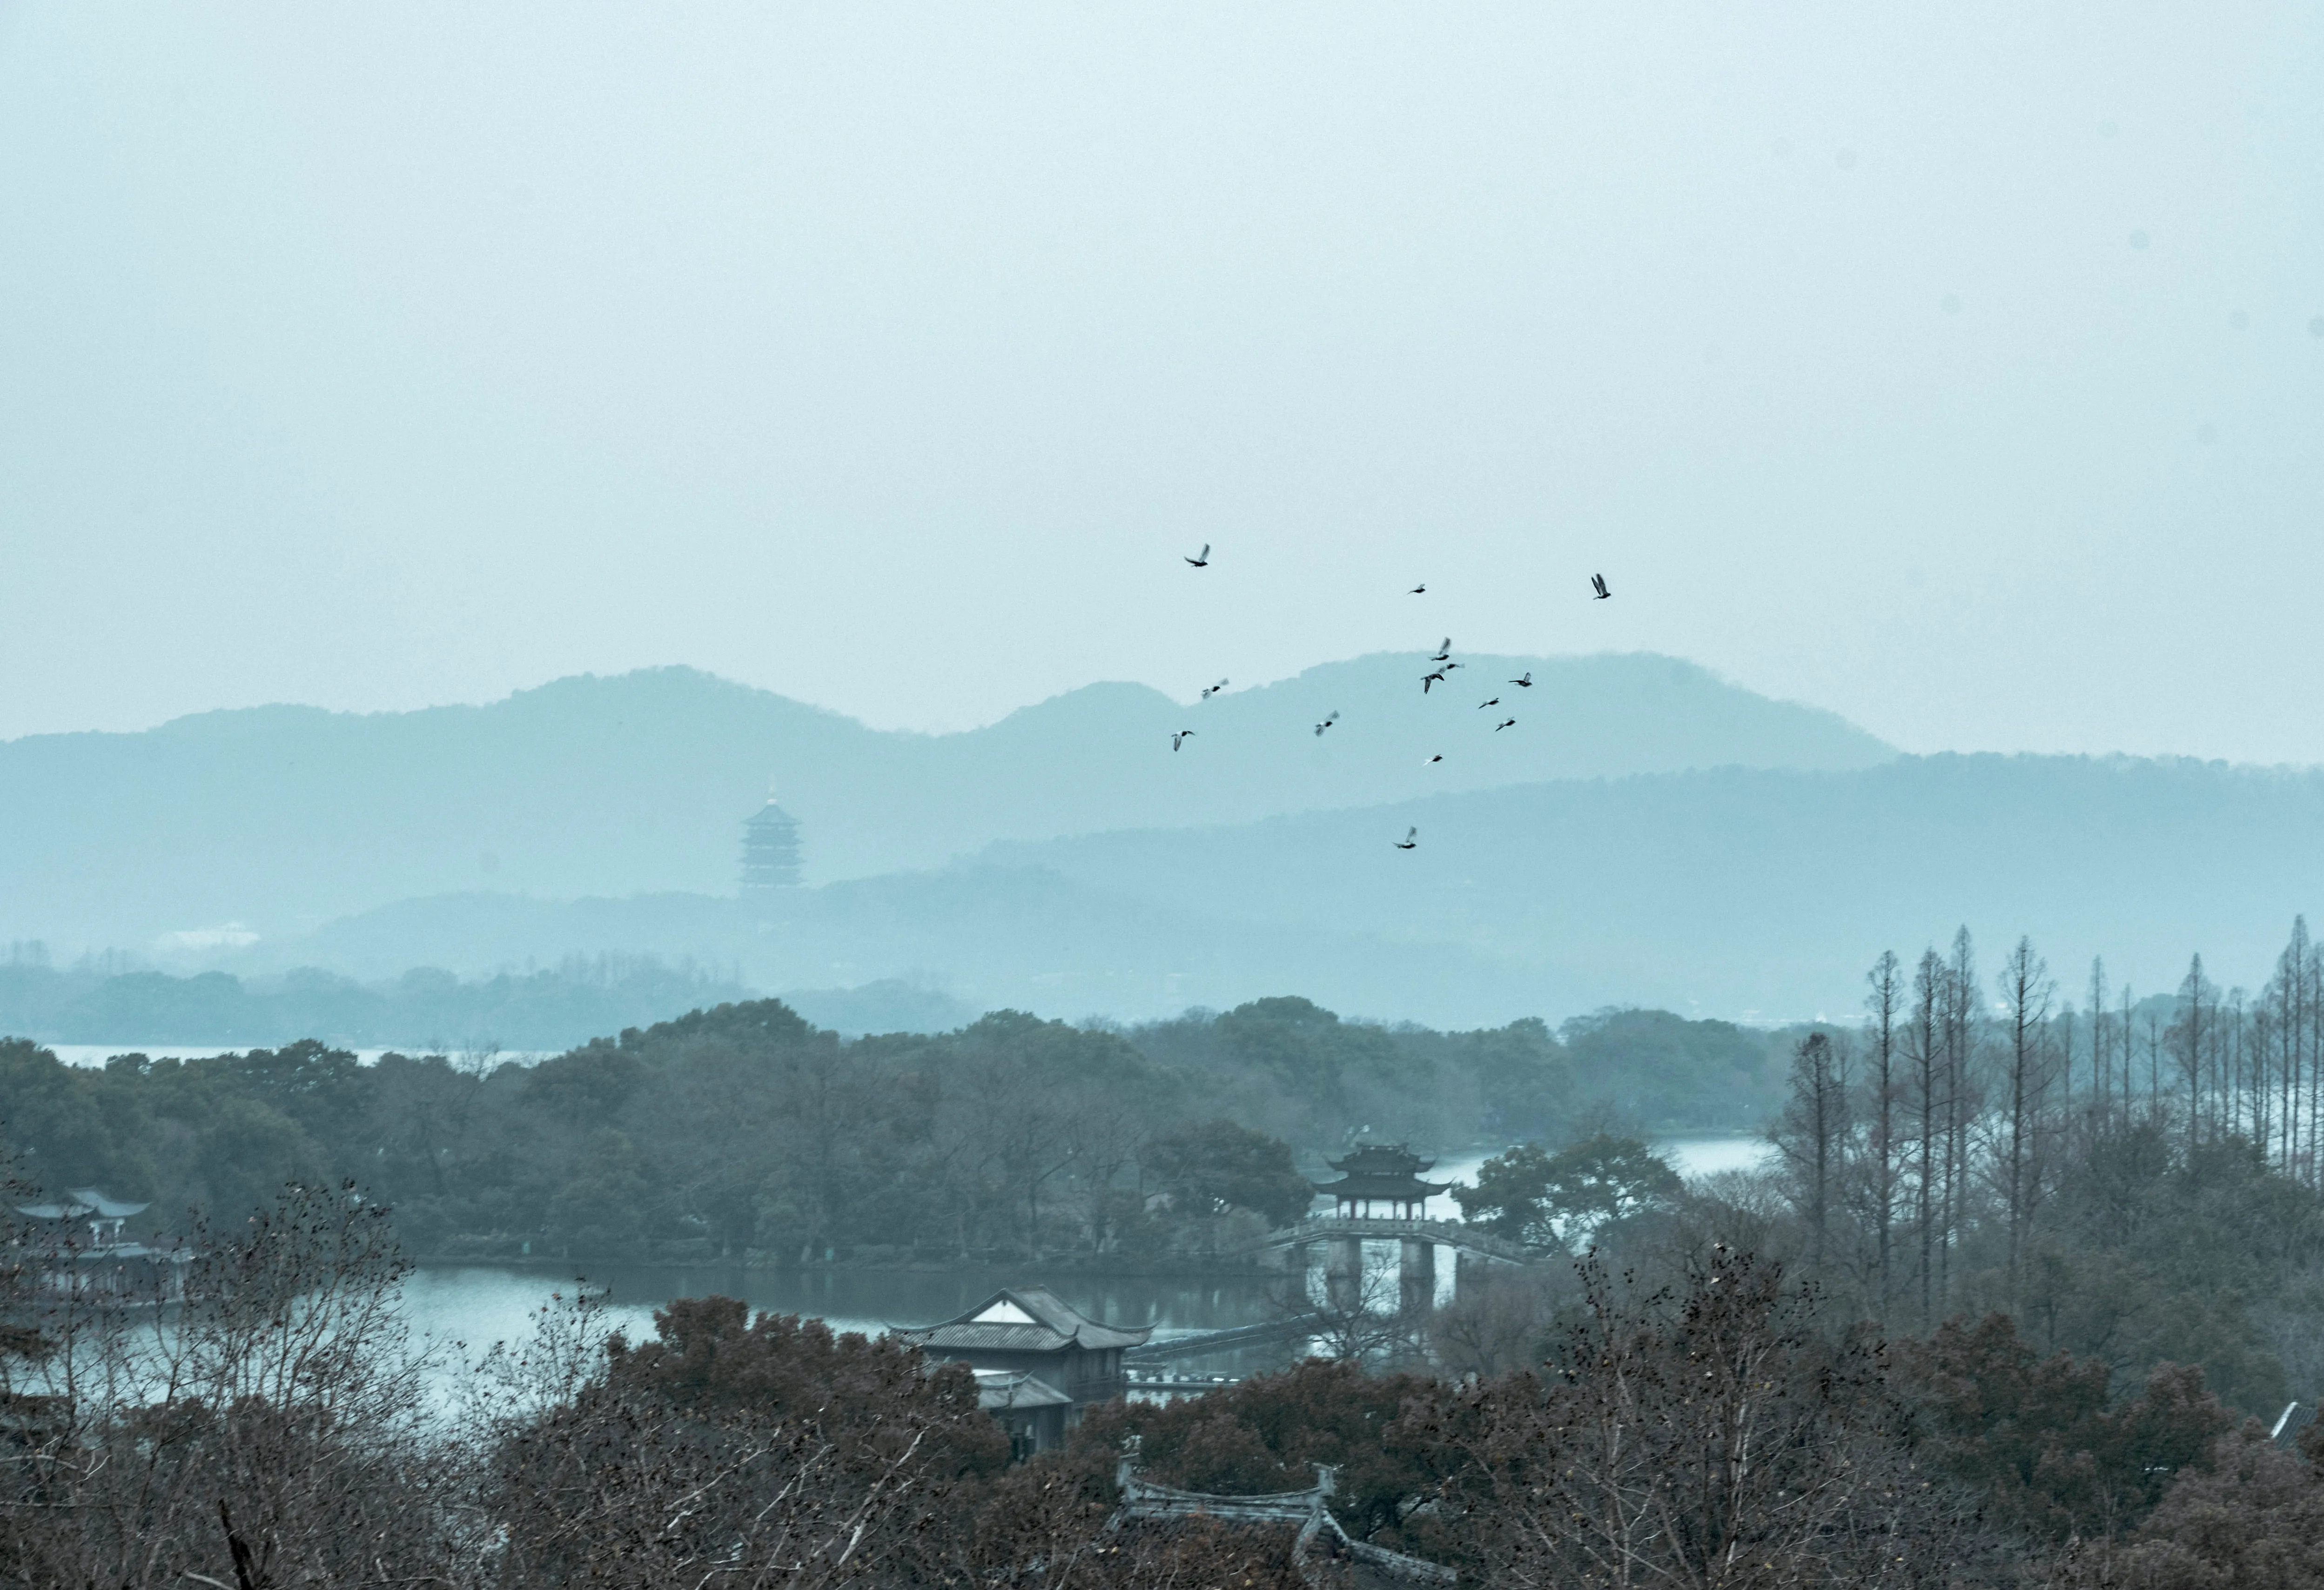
xmin=2304 ymin=936 xmax=2323 ymax=1187
xmin=1995 ymin=936 xmax=2055 ymax=1302
xmin=2170 ymin=954 xmax=2216 ymax=1148
xmin=1939 ymin=928 xmax=1979 ymax=1312
xmin=2088 ymin=957 xmax=2109 ymax=1120
xmin=1777 ymin=1030 xmax=1847 ymax=1274
xmin=1862 ymin=950 xmax=1904 ymax=1311
xmin=1908 ymin=948 xmax=1945 ymax=1332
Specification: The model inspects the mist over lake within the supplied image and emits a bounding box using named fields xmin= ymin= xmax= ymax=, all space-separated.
xmin=6 ymin=4 xmax=2323 ymax=1585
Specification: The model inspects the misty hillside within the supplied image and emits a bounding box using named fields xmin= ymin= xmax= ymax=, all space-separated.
xmin=0 ymin=654 xmax=1886 ymax=948
xmin=984 ymin=752 xmax=2324 ymax=1018
xmin=221 ymin=752 xmax=2324 ymax=1027
xmin=255 ymin=869 xmax=1540 ymax=1028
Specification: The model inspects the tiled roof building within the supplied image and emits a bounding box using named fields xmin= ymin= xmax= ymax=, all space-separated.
xmin=896 ymin=1287 xmax=1151 ymax=1451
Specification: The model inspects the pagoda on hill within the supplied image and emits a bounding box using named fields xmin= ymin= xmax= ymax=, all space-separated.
xmin=739 ymin=789 xmax=801 ymax=892
xmin=1310 ymin=1143 xmax=1451 ymax=1219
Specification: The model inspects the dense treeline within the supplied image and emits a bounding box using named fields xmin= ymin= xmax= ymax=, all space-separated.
xmin=1616 ymin=920 xmax=2324 ymax=1418
xmin=0 ymin=995 xmax=1780 ymax=1263
xmin=6 ymin=1182 xmax=2313 ymax=1590
xmin=0 ymin=949 xmax=753 ymax=1051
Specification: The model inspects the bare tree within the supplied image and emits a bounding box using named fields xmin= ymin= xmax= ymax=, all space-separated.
xmin=1994 ymin=935 xmax=2056 ymax=1302
xmin=1426 ymin=1246 xmax=1968 ymax=1590
xmin=1775 ymin=1031 xmax=1847 ymax=1276
xmin=1862 ymin=951 xmax=1905 ymax=1312
xmin=1907 ymin=948 xmax=1946 ymax=1332
xmin=2088 ymin=956 xmax=2110 ymax=1124
xmin=486 ymin=1300 xmax=1004 ymax=1589
xmin=1276 ymin=1246 xmax=1418 ymax=1364
xmin=1428 ymin=1266 xmax=1570 ymax=1379
xmin=2169 ymin=954 xmax=2218 ymax=1148
xmin=0 ymin=1181 xmax=458 ymax=1590
xmin=1939 ymin=928 xmax=1981 ymax=1316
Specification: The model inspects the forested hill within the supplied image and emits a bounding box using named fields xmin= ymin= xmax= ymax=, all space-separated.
xmin=0 ymin=654 xmax=1886 ymax=946
xmin=0 ymin=995 xmax=1784 ymax=1261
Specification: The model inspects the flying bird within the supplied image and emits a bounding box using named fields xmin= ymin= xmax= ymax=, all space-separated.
xmin=1431 ymin=637 xmax=1452 ymax=662
xmin=1186 ymin=544 xmax=1211 ymax=567
xmin=1477 ymin=697 xmax=1498 ymax=710
xmin=1591 ymin=573 xmax=1611 ymax=600
xmin=1171 ymin=730 xmax=1196 ymax=751
xmin=1200 ymin=678 xmax=1229 ymax=701
xmin=1421 ymin=670 xmax=1446 ymax=693
xmin=1394 ymin=827 xmax=1418 ymax=850
xmin=1409 ymin=583 xmax=1427 ymax=595
xmin=1510 ymin=672 xmax=1533 ymax=688
xmin=1314 ymin=710 xmax=1340 ymax=736
xmin=1495 ymin=718 xmax=1516 ymax=731
xmin=1423 ymin=753 xmax=1444 ymax=765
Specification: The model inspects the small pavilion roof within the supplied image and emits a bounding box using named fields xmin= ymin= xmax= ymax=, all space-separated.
xmin=1325 ymin=1143 xmax=1438 ymax=1176
xmin=896 ymin=1286 xmax=1152 ymax=1354
xmin=15 ymin=1188 xmax=150 ymax=1221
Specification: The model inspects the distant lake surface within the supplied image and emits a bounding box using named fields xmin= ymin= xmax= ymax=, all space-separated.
xmin=46 ymin=1044 xmax=558 ymax=1069
xmin=1429 ymin=1133 xmax=1773 ymax=1190
xmin=399 ymin=1135 xmax=1775 ymax=1367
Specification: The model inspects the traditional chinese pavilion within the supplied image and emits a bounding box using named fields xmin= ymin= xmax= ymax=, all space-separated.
xmin=11 ymin=1187 xmax=191 ymax=1304
xmin=1309 ymin=1144 xmax=1451 ymax=1219
xmin=14 ymin=1187 xmax=149 ymax=1245
xmin=896 ymin=1287 xmax=1150 ymax=1450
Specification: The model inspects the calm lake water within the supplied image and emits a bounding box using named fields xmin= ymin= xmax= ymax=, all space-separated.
xmin=399 ymin=1135 xmax=1776 ymax=1370
xmin=47 ymin=1045 xmax=558 ymax=1069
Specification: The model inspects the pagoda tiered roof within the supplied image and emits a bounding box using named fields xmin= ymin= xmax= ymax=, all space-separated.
xmin=1309 ymin=1143 xmax=1451 ymax=1204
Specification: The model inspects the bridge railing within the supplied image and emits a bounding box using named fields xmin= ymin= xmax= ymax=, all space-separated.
xmin=1242 ymin=1214 xmax=1537 ymax=1266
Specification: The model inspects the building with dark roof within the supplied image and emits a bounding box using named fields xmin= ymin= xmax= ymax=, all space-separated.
xmin=740 ymin=790 xmax=801 ymax=892
xmin=896 ymin=1287 xmax=1151 ymax=1446
xmin=1109 ymin=1441 xmax=1456 ymax=1587
xmin=970 ymin=1368 xmax=1074 ymax=1460
xmin=1309 ymin=1145 xmax=1451 ymax=1219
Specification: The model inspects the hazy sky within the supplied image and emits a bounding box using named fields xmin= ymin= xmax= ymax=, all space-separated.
xmin=3 ymin=4 xmax=2319 ymax=758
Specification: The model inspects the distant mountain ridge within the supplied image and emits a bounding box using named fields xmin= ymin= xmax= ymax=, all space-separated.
xmin=0 ymin=653 xmax=1890 ymax=948
xmin=210 ymin=751 xmax=2324 ymax=1029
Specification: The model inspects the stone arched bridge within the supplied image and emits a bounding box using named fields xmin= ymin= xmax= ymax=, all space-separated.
xmin=1236 ymin=1214 xmax=1538 ymax=1312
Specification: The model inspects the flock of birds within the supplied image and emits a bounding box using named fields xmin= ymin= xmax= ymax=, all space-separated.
xmin=1169 ymin=545 xmax=1614 ymax=851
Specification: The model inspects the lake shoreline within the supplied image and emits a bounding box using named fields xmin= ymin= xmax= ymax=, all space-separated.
xmin=403 ymin=1135 xmax=1776 ymax=1277
xmin=406 ymin=1249 xmax=1307 ymax=1279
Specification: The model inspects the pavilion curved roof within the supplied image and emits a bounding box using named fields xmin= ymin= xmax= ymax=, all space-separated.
xmin=896 ymin=1286 xmax=1152 ymax=1353
xmin=1310 ymin=1171 xmax=1453 ymax=1199
xmin=15 ymin=1187 xmax=150 ymax=1221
